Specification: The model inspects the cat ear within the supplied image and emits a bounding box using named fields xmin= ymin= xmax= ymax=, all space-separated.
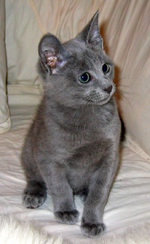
xmin=76 ymin=11 xmax=103 ymax=48
xmin=38 ymin=34 xmax=70 ymax=74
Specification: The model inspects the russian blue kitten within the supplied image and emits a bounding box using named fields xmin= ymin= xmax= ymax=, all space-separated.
xmin=22 ymin=12 xmax=121 ymax=238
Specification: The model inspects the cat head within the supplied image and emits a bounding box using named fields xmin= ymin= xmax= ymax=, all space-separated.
xmin=38 ymin=12 xmax=115 ymax=107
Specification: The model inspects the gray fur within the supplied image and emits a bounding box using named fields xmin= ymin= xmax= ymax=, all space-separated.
xmin=21 ymin=12 xmax=121 ymax=238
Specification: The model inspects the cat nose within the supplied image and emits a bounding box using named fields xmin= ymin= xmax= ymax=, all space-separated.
xmin=104 ymin=85 xmax=112 ymax=94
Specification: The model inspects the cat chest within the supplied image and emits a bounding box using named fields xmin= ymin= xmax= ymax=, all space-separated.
xmin=64 ymin=142 xmax=106 ymax=192
xmin=54 ymin=124 xmax=112 ymax=167
xmin=66 ymin=139 xmax=107 ymax=169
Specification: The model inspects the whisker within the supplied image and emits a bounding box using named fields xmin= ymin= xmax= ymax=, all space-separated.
xmin=115 ymin=90 xmax=133 ymax=108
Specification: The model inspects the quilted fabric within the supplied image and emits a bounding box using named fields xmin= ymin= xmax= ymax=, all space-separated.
xmin=0 ymin=0 xmax=11 ymax=133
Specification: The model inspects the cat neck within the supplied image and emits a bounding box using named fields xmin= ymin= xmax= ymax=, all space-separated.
xmin=43 ymin=96 xmax=115 ymax=131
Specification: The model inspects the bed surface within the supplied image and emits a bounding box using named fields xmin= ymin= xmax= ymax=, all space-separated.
xmin=0 ymin=104 xmax=150 ymax=243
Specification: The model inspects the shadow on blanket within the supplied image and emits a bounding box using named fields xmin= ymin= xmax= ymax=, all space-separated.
xmin=100 ymin=222 xmax=150 ymax=244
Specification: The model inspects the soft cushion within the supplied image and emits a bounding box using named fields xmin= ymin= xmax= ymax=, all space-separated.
xmin=105 ymin=1 xmax=150 ymax=160
xmin=0 ymin=0 xmax=11 ymax=133
xmin=5 ymin=0 xmax=43 ymax=97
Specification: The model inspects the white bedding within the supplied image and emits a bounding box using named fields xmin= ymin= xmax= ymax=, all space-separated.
xmin=0 ymin=104 xmax=150 ymax=243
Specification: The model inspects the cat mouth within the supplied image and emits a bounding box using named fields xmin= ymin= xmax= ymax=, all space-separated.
xmin=85 ymin=96 xmax=111 ymax=105
xmin=84 ymin=89 xmax=115 ymax=105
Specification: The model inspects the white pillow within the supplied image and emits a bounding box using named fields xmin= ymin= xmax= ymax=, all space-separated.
xmin=5 ymin=0 xmax=43 ymax=98
xmin=0 ymin=0 xmax=11 ymax=133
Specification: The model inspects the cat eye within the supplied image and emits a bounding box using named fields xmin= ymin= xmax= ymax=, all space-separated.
xmin=102 ymin=64 xmax=110 ymax=74
xmin=79 ymin=72 xmax=91 ymax=83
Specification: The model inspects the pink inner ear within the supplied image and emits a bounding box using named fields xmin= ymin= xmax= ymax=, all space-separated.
xmin=44 ymin=50 xmax=57 ymax=69
xmin=47 ymin=56 xmax=57 ymax=68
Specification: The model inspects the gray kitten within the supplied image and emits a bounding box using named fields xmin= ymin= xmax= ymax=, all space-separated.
xmin=22 ymin=12 xmax=121 ymax=238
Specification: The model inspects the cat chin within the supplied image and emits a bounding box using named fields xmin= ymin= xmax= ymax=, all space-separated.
xmin=99 ymin=96 xmax=113 ymax=105
xmin=83 ymin=95 xmax=113 ymax=106
xmin=92 ymin=99 xmax=111 ymax=106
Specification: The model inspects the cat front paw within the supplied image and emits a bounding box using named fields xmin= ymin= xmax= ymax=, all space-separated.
xmin=23 ymin=185 xmax=47 ymax=209
xmin=81 ymin=220 xmax=106 ymax=238
xmin=55 ymin=210 xmax=79 ymax=224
